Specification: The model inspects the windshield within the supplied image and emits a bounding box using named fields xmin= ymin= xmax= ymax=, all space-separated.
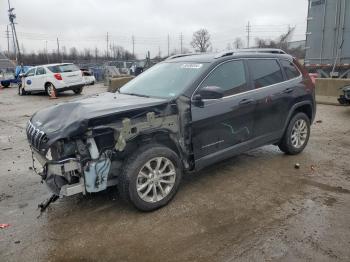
xmin=120 ymin=62 xmax=208 ymax=98
xmin=47 ymin=64 xmax=80 ymax=73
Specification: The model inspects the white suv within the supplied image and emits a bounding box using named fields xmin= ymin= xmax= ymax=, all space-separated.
xmin=19 ymin=63 xmax=85 ymax=96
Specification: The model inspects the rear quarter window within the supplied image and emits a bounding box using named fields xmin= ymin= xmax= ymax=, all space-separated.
xmin=47 ymin=64 xmax=80 ymax=73
xmin=280 ymin=60 xmax=301 ymax=79
xmin=248 ymin=59 xmax=284 ymax=89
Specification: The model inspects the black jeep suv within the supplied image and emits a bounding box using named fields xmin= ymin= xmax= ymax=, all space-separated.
xmin=26 ymin=49 xmax=316 ymax=211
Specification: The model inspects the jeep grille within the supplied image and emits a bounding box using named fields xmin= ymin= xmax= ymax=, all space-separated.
xmin=26 ymin=121 xmax=48 ymax=150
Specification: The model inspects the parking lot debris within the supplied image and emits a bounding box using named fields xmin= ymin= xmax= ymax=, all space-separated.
xmin=311 ymin=165 xmax=316 ymax=172
xmin=1 ymin=147 xmax=12 ymax=151
xmin=316 ymin=120 xmax=323 ymax=124
xmin=295 ymin=163 xmax=301 ymax=169
xmin=38 ymin=194 xmax=59 ymax=217
xmin=0 ymin=224 xmax=10 ymax=229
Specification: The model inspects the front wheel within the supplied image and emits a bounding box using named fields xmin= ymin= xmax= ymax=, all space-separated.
xmin=118 ymin=144 xmax=182 ymax=211
xmin=19 ymin=86 xmax=27 ymax=96
xmin=278 ymin=112 xmax=311 ymax=155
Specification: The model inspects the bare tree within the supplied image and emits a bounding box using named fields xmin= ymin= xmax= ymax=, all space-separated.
xmin=191 ymin=29 xmax=211 ymax=53
xmin=233 ymin=37 xmax=244 ymax=49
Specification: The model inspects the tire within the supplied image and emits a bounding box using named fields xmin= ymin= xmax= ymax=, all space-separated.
xmin=278 ymin=112 xmax=311 ymax=155
xmin=1 ymin=82 xmax=10 ymax=88
xmin=46 ymin=83 xmax=56 ymax=97
xmin=73 ymin=87 xmax=83 ymax=94
xmin=19 ymin=86 xmax=27 ymax=96
xmin=118 ymin=143 xmax=182 ymax=211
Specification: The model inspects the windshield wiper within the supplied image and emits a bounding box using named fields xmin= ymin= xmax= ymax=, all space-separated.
xmin=122 ymin=92 xmax=150 ymax=98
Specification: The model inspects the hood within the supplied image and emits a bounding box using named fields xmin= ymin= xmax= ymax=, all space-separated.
xmin=30 ymin=92 xmax=168 ymax=143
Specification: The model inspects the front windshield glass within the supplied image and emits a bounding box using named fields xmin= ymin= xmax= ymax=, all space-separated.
xmin=120 ymin=62 xmax=209 ymax=98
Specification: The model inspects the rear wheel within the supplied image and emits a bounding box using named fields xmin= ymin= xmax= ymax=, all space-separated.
xmin=118 ymin=144 xmax=182 ymax=211
xmin=46 ymin=83 xmax=56 ymax=97
xmin=73 ymin=87 xmax=83 ymax=94
xmin=278 ymin=112 xmax=310 ymax=155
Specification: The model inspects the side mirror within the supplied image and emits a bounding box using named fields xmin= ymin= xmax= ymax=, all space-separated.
xmin=199 ymin=86 xmax=224 ymax=100
xmin=19 ymin=73 xmax=24 ymax=78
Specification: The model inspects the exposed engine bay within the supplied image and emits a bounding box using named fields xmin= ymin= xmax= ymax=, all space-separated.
xmin=28 ymin=110 xmax=182 ymax=197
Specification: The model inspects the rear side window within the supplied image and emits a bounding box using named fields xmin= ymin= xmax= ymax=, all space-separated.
xmin=248 ymin=59 xmax=284 ymax=89
xmin=280 ymin=60 xmax=301 ymax=79
xmin=47 ymin=64 xmax=80 ymax=73
xmin=200 ymin=60 xmax=248 ymax=96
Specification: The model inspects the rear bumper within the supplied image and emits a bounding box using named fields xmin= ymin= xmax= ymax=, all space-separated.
xmin=56 ymin=83 xmax=84 ymax=92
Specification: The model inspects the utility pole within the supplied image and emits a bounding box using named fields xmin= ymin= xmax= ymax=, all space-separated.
xmin=45 ymin=40 xmax=49 ymax=64
xmin=106 ymin=32 xmax=109 ymax=59
xmin=8 ymin=0 xmax=21 ymax=63
xmin=57 ymin=37 xmax=61 ymax=62
xmin=180 ymin=33 xmax=183 ymax=53
xmin=6 ymin=25 xmax=10 ymax=55
xmin=167 ymin=34 xmax=170 ymax=57
xmin=132 ymin=35 xmax=135 ymax=57
xmin=246 ymin=21 xmax=251 ymax=48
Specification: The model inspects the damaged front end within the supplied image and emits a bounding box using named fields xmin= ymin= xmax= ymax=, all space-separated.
xmin=27 ymin=108 xmax=182 ymax=198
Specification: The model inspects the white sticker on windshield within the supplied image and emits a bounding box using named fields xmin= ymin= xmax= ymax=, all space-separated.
xmin=181 ymin=64 xmax=203 ymax=69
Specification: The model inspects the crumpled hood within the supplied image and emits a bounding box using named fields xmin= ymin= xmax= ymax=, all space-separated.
xmin=30 ymin=92 xmax=168 ymax=142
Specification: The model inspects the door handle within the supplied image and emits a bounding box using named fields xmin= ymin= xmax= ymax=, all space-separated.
xmin=239 ymin=98 xmax=254 ymax=105
xmin=283 ymin=88 xmax=294 ymax=94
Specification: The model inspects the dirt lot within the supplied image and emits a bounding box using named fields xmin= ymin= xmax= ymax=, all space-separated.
xmin=0 ymin=84 xmax=350 ymax=262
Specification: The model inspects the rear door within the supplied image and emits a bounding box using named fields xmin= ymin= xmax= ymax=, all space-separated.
xmin=247 ymin=59 xmax=292 ymax=141
xmin=191 ymin=59 xmax=255 ymax=160
xmin=31 ymin=67 xmax=47 ymax=91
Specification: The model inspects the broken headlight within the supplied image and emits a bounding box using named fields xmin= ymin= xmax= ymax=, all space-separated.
xmin=49 ymin=140 xmax=77 ymax=160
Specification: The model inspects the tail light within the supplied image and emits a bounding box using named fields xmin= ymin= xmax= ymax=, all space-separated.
xmin=54 ymin=73 xmax=62 ymax=80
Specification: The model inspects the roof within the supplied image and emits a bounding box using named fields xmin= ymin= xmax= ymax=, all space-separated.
xmin=31 ymin=63 xmax=74 ymax=68
xmin=166 ymin=49 xmax=292 ymax=63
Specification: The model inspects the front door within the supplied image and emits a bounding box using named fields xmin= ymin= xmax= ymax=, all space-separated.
xmin=191 ymin=59 xmax=255 ymax=160
xmin=22 ymin=68 xmax=36 ymax=91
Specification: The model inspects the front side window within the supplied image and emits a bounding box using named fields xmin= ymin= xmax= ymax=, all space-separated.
xmin=36 ymin=67 xmax=46 ymax=75
xmin=199 ymin=60 xmax=248 ymax=96
xmin=280 ymin=60 xmax=300 ymax=80
xmin=26 ymin=68 xmax=36 ymax=77
xmin=120 ymin=62 xmax=209 ymax=98
xmin=248 ymin=59 xmax=284 ymax=89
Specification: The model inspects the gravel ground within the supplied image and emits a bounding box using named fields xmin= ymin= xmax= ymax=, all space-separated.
xmin=0 ymin=84 xmax=349 ymax=262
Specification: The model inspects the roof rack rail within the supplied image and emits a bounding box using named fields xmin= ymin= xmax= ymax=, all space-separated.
xmin=214 ymin=51 xmax=235 ymax=59
xmin=236 ymin=48 xmax=287 ymax=54
xmin=166 ymin=53 xmax=201 ymax=60
xmin=214 ymin=48 xmax=287 ymax=59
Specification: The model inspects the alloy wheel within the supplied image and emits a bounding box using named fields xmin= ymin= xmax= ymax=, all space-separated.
xmin=136 ymin=157 xmax=176 ymax=203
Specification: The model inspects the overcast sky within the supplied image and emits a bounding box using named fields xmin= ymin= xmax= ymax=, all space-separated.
xmin=0 ymin=0 xmax=308 ymax=58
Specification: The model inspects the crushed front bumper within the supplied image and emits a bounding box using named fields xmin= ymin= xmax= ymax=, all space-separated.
xmin=31 ymin=147 xmax=116 ymax=197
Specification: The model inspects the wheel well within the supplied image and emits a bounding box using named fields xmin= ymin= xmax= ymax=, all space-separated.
xmin=44 ymin=82 xmax=52 ymax=89
xmin=293 ymin=104 xmax=312 ymax=121
xmin=123 ymin=132 xmax=181 ymax=158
